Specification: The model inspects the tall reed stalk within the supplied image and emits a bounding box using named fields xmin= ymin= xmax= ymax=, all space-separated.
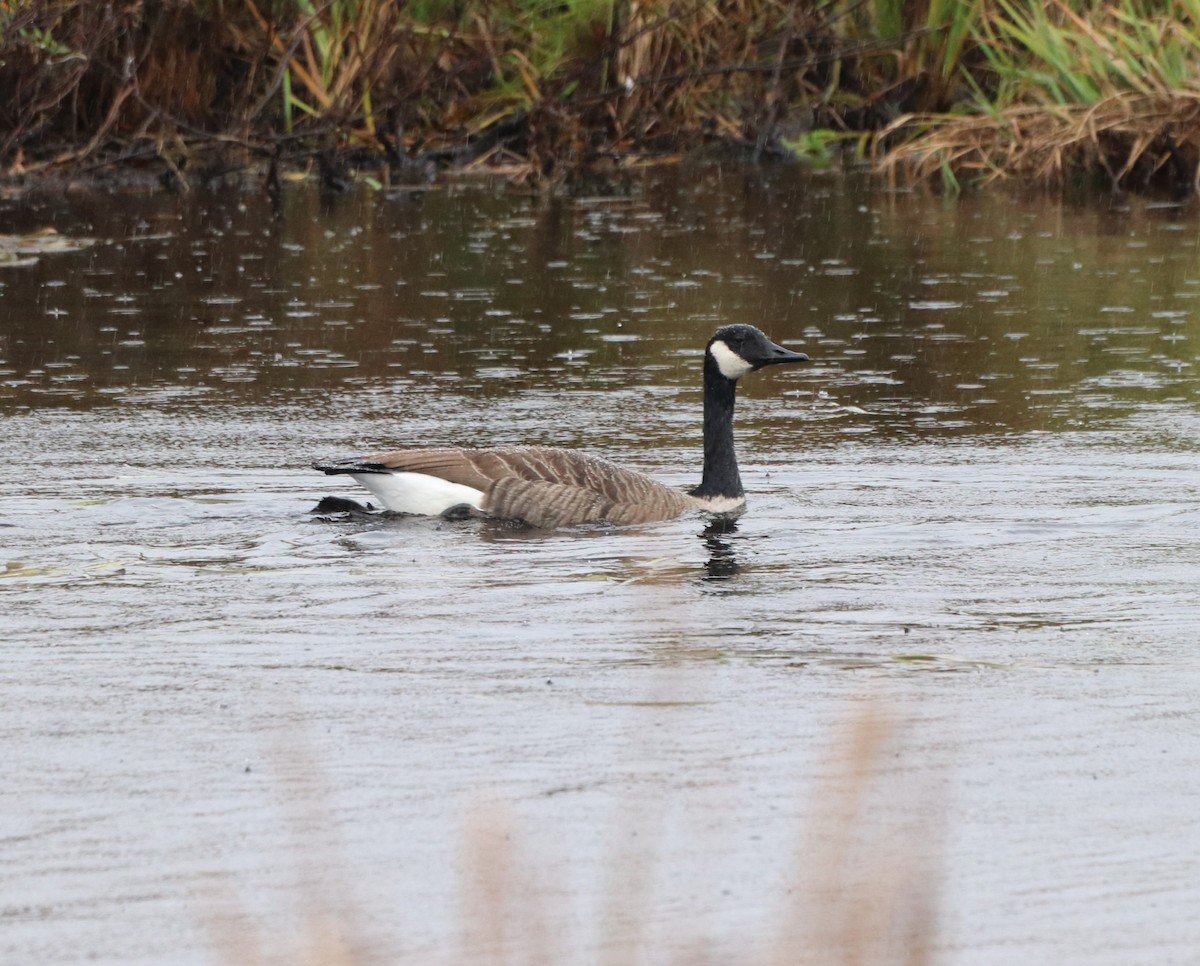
xmin=244 ymin=0 xmax=398 ymax=140
xmin=878 ymin=0 xmax=1200 ymax=190
xmin=3 ymin=0 xmax=1200 ymax=191
xmin=827 ymin=0 xmax=984 ymax=110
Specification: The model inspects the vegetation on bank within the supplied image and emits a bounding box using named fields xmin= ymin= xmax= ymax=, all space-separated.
xmin=1 ymin=1 xmax=1199 ymax=193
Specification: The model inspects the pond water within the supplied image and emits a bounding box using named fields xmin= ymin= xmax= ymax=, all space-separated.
xmin=3 ymin=167 xmax=1200 ymax=965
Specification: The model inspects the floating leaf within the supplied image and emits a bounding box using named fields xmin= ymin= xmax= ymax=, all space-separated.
xmin=0 ymin=228 xmax=95 ymax=268
xmin=2 ymin=561 xmax=69 ymax=578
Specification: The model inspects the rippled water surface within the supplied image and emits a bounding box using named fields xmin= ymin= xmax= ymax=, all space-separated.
xmin=4 ymin=169 xmax=1200 ymax=965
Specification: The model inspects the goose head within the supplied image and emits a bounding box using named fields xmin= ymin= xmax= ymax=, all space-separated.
xmin=706 ymin=324 xmax=809 ymax=381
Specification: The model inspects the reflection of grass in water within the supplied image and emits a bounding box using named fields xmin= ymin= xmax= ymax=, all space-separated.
xmin=211 ymin=704 xmax=940 ymax=965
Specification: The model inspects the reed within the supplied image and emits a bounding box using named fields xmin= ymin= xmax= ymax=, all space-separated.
xmin=206 ymin=702 xmax=939 ymax=966
xmin=3 ymin=0 xmax=1200 ymax=191
xmin=877 ymin=0 xmax=1200 ymax=191
xmin=825 ymin=0 xmax=984 ymax=112
xmin=241 ymin=0 xmax=399 ymax=140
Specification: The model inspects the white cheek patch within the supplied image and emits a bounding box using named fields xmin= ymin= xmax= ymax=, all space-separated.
xmin=709 ymin=340 xmax=754 ymax=380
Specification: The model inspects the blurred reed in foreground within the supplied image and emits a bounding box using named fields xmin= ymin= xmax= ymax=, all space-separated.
xmin=209 ymin=701 xmax=942 ymax=965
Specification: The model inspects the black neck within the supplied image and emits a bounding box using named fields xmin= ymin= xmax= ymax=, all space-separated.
xmin=690 ymin=354 xmax=743 ymax=500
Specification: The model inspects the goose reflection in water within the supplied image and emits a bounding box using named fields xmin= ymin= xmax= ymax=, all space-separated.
xmin=701 ymin=518 xmax=741 ymax=581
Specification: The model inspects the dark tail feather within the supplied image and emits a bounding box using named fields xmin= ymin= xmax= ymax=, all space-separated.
xmin=311 ymin=495 xmax=378 ymax=514
xmin=313 ymin=460 xmax=390 ymax=476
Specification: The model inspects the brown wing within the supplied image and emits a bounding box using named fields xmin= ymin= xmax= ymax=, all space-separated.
xmin=484 ymin=477 xmax=694 ymax=528
xmin=361 ymin=447 xmax=501 ymax=489
xmin=483 ymin=478 xmax=616 ymax=528
xmin=363 ymin=445 xmax=696 ymax=526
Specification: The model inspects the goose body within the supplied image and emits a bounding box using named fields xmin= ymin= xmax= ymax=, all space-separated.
xmin=315 ymin=325 xmax=808 ymax=528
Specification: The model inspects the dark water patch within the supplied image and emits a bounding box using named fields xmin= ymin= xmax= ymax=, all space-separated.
xmin=1 ymin=170 xmax=1198 ymax=441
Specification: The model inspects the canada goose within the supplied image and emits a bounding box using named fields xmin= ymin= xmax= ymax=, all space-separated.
xmin=315 ymin=324 xmax=809 ymax=528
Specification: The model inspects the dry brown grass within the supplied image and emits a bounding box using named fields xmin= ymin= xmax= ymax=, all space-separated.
xmin=455 ymin=701 xmax=942 ymax=966
xmin=0 ymin=0 xmax=852 ymax=184
xmin=11 ymin=1 xmax=1195 ymax=192
xmin=877 ymin=92 xmax=1200 ymax=191
xmin=610 ymin=0 xmax=829 ymax=159
xmin=201 ymin=700 xmax=942 ymax=966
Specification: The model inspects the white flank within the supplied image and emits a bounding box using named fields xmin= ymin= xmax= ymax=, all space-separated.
xmin=709 ymin=340 xmax=754 ymax=380
xmin=350 ymin=471 xmax=484 ymax=515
